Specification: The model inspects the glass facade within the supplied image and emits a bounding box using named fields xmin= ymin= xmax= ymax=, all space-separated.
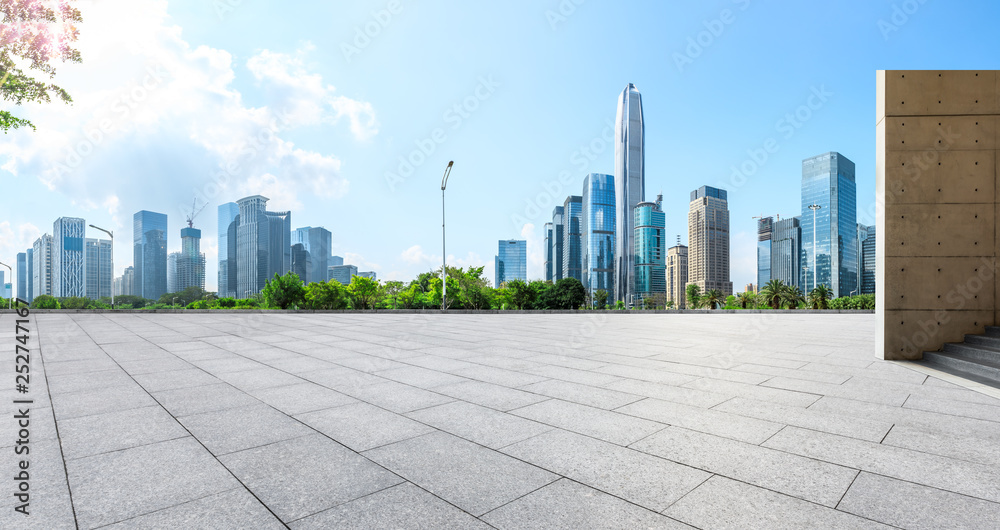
xmin=177 ymin=227 xmax=205 ymax=291
xmin=543 ymin=222 xmax=554 ymax=281
xmin=614 ymin=83 xmax=645 ymax=304
xmin=85 ymin=239 xmax=113 ymax=300
xmin=634 ymin=202 xmax=665 ymax=300
xmin=562 ymin=196 xmax=583 ymax=281
xmin=32 ymin=234 xmax=52 ymax=297
xmin=235 ymin=196 xmax=291 ymax=296
xmin=52 ymin=217 xmax=87 ymax=298
xmin=800 ymin=152 xmax=857 ymax=297
xmin=16 ymin=252 xmax=26 ymax=301
xmin=861 ymin=225 xmax=876 ymax=295
xmin=495 ymin=239 xmax=527 ymax=288
xmin=25 ymin=248 xmax=33 ymax=302
xmin=218 ymin=202 xmax=239 ymax=298
xmin=167 ymin=252 xmax=179 ymax=293
xmin=550 ymin=206 xmax=564 ymax=282
xmin=329 ymin=264 xmax=358 ymax=285
xmin=292 ymin=226 xmax=332 ymax=284
xmin=771 ymin=216 xmax=801 ymax=288
xmin=134 ymin=210 xmax=168 ymax=300
xmin=756 ymin=217 xmax=773 ymax=288
xmin=291 ymin=243 xmax=310 ymax=283
xmin=582 ymin=173 xmax=615 ymax=295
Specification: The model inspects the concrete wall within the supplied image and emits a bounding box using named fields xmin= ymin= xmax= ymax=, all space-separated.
xmin=877 ymin=70 xmax=1000 ymax=360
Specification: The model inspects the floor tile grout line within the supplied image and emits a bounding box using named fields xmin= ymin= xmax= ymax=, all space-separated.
xmin=833 ymin=469 xmax=863 ymax=511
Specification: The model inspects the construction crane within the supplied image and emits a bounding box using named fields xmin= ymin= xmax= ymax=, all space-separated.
xmin=186 ymin=198 xmax=208 ymax=228
xmin=752 ymin=214 xmax=781 ymax=222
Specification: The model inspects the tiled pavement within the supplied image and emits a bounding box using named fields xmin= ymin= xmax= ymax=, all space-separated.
xmin=3 ymin=312 xmax=1000 ymax=529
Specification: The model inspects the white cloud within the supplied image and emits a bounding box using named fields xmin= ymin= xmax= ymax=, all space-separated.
xmin=520 ymin=223 xmax=545 ymax=280
xmin=237 ymin=173 xmax=303 ymax=212
xmin=0 ymin=222 xmax=41 ymax=269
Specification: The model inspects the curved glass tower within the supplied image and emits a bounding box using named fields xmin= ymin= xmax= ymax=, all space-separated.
xmin=614 ymin=83 xmax=645 ymax=305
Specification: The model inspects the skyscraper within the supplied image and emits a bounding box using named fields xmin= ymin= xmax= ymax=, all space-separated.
xmin=688 ymin=186 xmax=732 ymax=296
xmin=52 ymin=217 xmax=87 ymax=298
xmin=757 ymin=217 xmax=773 ymax=289
xmin=614 ymin=83 xmax=645 ymax=304
xmin=85 ymin=238 xmax=113 ymax=300
xmin=134 ymin=210 xmax=168 ymax=300
xmin=167 ymin=252 xmax=179 ymax=293
xmin=860 ymin=225 xmax=876 ymax=295
xmin=581 ymin=173 xmax=615 ymax=295
xmin=235 ymin=195 xmax=291 ymax=296
xmin=25 ymin=248 xmax=33 ymax=302
xmin=771 ymin=216 xmax=802 ymax=288
xmin=176 ymin=227 xmax=206 ymax=291
xmin=16 ymin=252 xmax=26 ymax=301
xmin=634 ymin=198 xmax=666 ymax=302
xmin=292 ymin=226 xmax=333 ymax=284
xmin=291 ymin=243 xmax=310 ymax=283
xmin=562 ymin=195 xmax=583 ymax=281
xmin=543 ymin=222 xmax=554 ymax=282
xmin=550 ymin=206 xmax=564 ymax=282
xmin=218 ymin=202 xmax=240 ymax=298
xmin=800 ymin=152 xmax=858 ymax=297
xmin=329 ymin=264 xmax=358 ymax=285
xmin=115 ymin=266 xmax=135 ymax=297
xmin=667 ymin=244 xmax=688 ymax=309
xmin=32 ymin=234 xmax=53 ymax=298
xmin=495 ymin=239 xmax=527 ymax=288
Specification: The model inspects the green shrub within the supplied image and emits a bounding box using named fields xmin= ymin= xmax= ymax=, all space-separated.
xmin=214 ymin=297 xmax=237 ymax=308
xmin=31 ymin=295 xmax=60 ymax=309
xmin=186 ymin=300 xmax=211 ymax=309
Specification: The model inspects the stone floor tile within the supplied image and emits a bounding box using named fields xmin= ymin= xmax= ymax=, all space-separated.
xmin=374 ymin=365 xmax=469 ymax=389
xmin=249 ymin=382 xmax=357 ymax=415
xmin=432 ymin=379 xmax=549 ymax=411
xmin=297 ymin=402 xmax=434 ymax=451
xmin=345 ymin=380 xmax=455 ymax=413
xmin=59 ymin=405 xmax=188 ymax=460
xmin=518 ymin=379 xmax=644 ymax=409
xmin=153 ymin=383 xmax=259 ymax=417
xmin=214 ymin=366 xmax=305 ymax=392
xmin=178 ymin=404 xmax=314 ymax=455
xmin=50 ymin=384 xmax=158 ymax=419
xmin=133 ymin=367 xmax=222 ymax=392
xmin=511 ymin=398 xmax=665 ymax=446
xmin=103 ymin=488 xmax=285 ymax=529
xmin=683 ymin=378 xmax=821 ymax=407
xmin=603 ymin=378 xmax=732 ymax=408
xmin=617 ymin=397 xmax=783 ymax=444
xmin=713 ymin=396 xmax=893 ymax=442
xmin=406 ymin=400 xmax=552 ymax=449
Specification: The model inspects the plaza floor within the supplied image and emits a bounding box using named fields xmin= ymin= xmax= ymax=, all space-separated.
xmin=3 ymin=312 xmax=1000 ymax=529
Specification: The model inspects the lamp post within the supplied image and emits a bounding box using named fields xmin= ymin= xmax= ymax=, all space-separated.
xmin=440 ymin=161 xmax=454 ymax=311
xmin=89 ymin=225 xmax=114 ymax=308
xmin=0 ymin=261 xmax=11 ymax=309
xmin=808 ymin=204 xmax=821 ymax=292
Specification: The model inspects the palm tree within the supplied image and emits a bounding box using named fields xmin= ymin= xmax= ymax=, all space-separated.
xmin=759 ymin=279 xmax=786 ymax=309
xmin=781 ymin=285 xmax=805 ymax=310
xmin=808 ymin=284 xmax=832 ymax=309
xmin=736 ymin=291 xmax=755 ymax=309
xmin=685 ymin=284 xmax=702 ymax=309
xmin=703 ymin=289 xmax=724 ymax=310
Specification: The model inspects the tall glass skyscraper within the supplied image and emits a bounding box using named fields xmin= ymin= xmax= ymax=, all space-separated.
xmin=614 ymin=83 xmax=645 ymax=304
xmin=800 ymin=152 xmax=858 ymax=297
xmin=218 ymin=202 xmax=240 ymax=298
xmin=634 ymin=199 xmax=666 ymax=300
xmin=550 ymin=206 xmax=564 ymax=282
xmin=134 ymin=211 xmax=168 ymax=300
xmin=292 ymin=226 xmax=332 ymax=284
xmin=771 ymin=216 xmax=801 ymax=288
xmin=757 ymin=217 xmax=773 ymax=289
xmin=581 ymin=173 xmax=615 ymax=295
xmin=544 ymin=222 xmax=555 ymax=281
xmin=860 ymin=225 xmax=876 ymax=295
xmin=85 ymin=238 xmax=113 ymax=299
xmin=52 ymin=217 xmax=87 ymax=298
xmin=176 ymin=227 xmax=206 ymax=291
xmin=32 ymin=234 xmax=52 ymax=298
xmin=495 ymin=239 xmax=527 ymax=288
xmin=16 ymin=252 xmax=27 ymax=301
xmin=235 ymin=196 xmax=291 ymax=296
xmin=562 ymin=195 xmax=583 ymax=281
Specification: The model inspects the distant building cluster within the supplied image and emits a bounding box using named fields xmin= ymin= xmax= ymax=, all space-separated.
xmin=16 ymin=217 xmax=115 ymax=304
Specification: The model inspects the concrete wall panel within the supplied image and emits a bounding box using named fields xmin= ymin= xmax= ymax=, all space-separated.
xmin=882 ymin=71 xmax=998 ymax=117
xmin=884 ymin=257 xmax=995 ymax=311
xmin=885 ymin=116 xmax=995 ymax=151
xmin=886 ymin=310 xmax=991 ymax=360
xmin=884 ymin=149 xmax=995 ymax=205
xmin=884 ymin=204 xmax=992 ymax=257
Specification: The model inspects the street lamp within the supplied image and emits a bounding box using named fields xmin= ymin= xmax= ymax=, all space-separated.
xmin=89 ymin=225 xmax=114 ymax=308
xmin=440 ymin=161 xmax=454 ymax=311
xmin=0 ymin=261 xmax=11 ymax=309
xmin=808 ymin=204 xmax=821 ymax=292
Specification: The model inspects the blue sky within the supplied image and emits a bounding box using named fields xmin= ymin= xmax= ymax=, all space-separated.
xmin=3 ymin=0 xmax=1000 ymax=291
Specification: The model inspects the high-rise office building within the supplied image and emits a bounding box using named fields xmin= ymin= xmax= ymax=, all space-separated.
xmin=757 ymin=217 xmax=773 ymax=289
xmin=292 ymin=226 xmax=333 ymax=285
xmin=667 ymin=244 xmax=688 ymax=309
xmin=770 ymin=216 xmax=802 ymax=288
xmin=860 ymin=225 xmax=876 ymax=295
xmin=52 ymin=217 xmax=87 ymax=298
xmin=581 ymin=173 xmax=615 ymax=295
xmin=688 ymin=186 xmax=732 ymax=296
xmin=291 ymin=243 xmax=310 ymax=283
xmin=85 ymin=238 xmax=112 ymax=300
xmin=167 ymin=252 xmax=179 ymax=293
xmin=134 ymin=210 xmax=168 ymax=300
xmin=32 ymin=234 xmax=53 ymax=298
xmin=495 ymin=239 xmax=527 ymax=288
xmin=330 ymin=256 xmax=344 ymax=267
xmin=614 ymin=83 xmax=645 ymax=304
xmin=218 ymin=202 xmax=240 ymax=298
xmin=329 ymin=264 xmax=358 ymax=285
xmin=16 ymin=252 xmax=27 ymax=301
xmin=543 ymin=222 xmax=554 ymax=282
xmin=25 ymin=248 xmax=33 ymax=302
xmin=358 ymin=271 xmax=377 ymax=281
xmin=235 ymin=196 xmax=291 ymax=296
xmin=115 ymin=266 xmax=135 ymax=297
xmin=562 ymin=195 xmax=583 ymax=281
xmin=0 ymin=274 xmax=9 ymax=300
xmin=634 ymin=198 xmax=666 ymax=302
xmin=550 ymin=206 xmax=564 ymax=282
xmin=800 ymin=152 xmax=858 ymax=297
xmin=176 ymin=227 xmax=206 ymax=291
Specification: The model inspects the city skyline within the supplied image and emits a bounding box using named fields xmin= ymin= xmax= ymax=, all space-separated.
xmin=4 ymin=1 xmax=996 ymax=292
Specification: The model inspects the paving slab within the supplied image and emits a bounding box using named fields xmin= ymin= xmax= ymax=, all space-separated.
xmin=406 ymin=400 xmax=553 ymax=449
xmin=363 ymin=431 xmax=558 ymax=516
xmin=518 ymin=379 xmax=644 ymax=409
xmin=296 ymin=401 xmax=435 ymax=451
xmin=178 ymin=403 xmax=315 ymax=455
xmin=103 ymin=488 xmax=285 ymax=529
xmin=152 ymin=382 xmax=259 ymax=417
xmin=58 ymin=405 xmax=188 ymax=460
xmin=432 ymin=379 xmax=550 ymax=411
xmin=713 ymin=396 xmax=894 ymax=442
xmin=249 ymin=381 xmax=358 ymax=415
xmin=617 ymin=397 xmax=784 ymax=444
xmin=511 ymin=398 xmax=665 ymax=446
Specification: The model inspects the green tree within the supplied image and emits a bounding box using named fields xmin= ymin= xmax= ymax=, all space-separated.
xmin=703 ymin=289 xmax=725 ymax=310
xmin=594 ymin=289 xmax=609 ymax=310
xmin=214 ymin=297 xmax=237 ymax=308
xmin=397 ymin=282 xmax=420 ymax=309
xmin=262 ymin=272 xmax=306 ymax=309
xmin=502 ymin=279 xmax=537 ymax=310
xmin=60 ymin=296 xmax=93 ymax=309
xmin=347 ymin=275 xmax=381 ymax=310
xmin=685 ymin=284 xmax=702 ymax=309
xmin=304 ymin=280 xmax=349 ymax=310
xmin=782 ymin=285 xmax=805 ymax=310
xmin=808 ymin=284 xmax=832 ymax=309
xmin=615 ymin=300 xmax=625 ymax=310
xmin=551 ymin=277 xmax=586 ymax=310
xmin=380 ymin=280 xmax=405 ymax=309
xmin=30 ymin=294 xmax=60 ymax=309
xmin=759 ymin=279 xmax=786 ymax=309
xmin=736 ymin=291 xmax=755 ymax=309
xmin=114 ymin=295 xmax=150 ymax=309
